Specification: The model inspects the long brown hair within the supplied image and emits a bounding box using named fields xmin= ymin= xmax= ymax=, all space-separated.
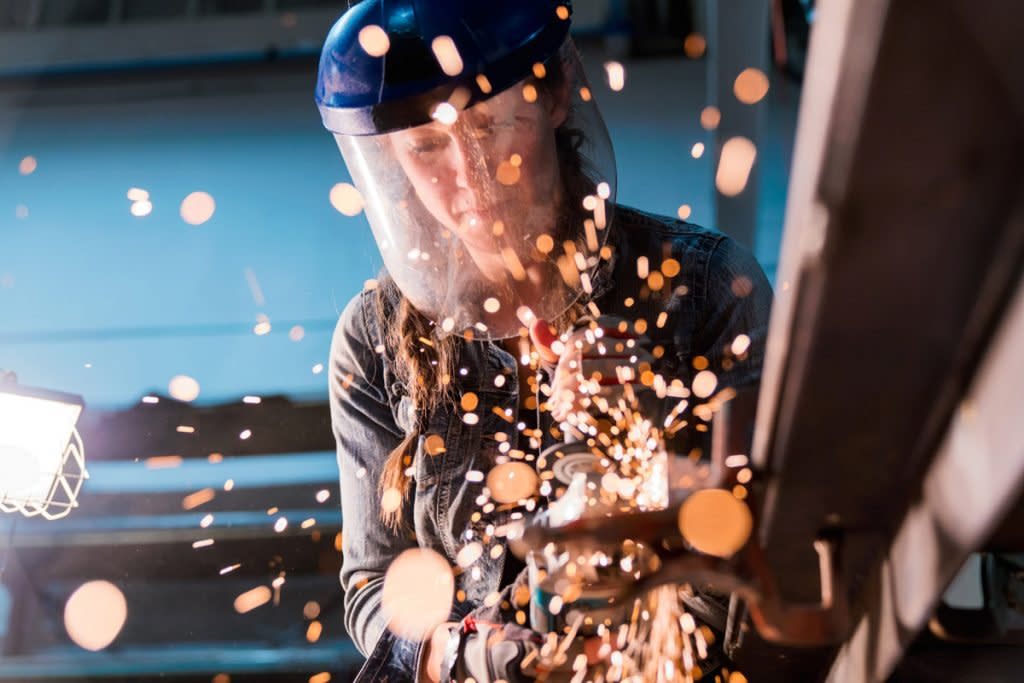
xmin=375 ymin=46 xmax=600 ymax=531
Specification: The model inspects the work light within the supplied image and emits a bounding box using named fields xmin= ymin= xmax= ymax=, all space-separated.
xmin=0 ymin=376 xmax=87 ymax=520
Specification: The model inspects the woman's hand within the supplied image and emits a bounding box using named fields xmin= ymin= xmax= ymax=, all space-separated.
xmin=530 ymin=316 xmax=656 ymax=425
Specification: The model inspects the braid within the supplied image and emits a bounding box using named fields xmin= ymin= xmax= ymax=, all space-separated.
xmin=376 ymin=280 xmax=454 ymax=531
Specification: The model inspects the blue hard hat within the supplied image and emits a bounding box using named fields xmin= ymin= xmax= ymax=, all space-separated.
xmin=315 ymin=0 xmax=573 ymax=135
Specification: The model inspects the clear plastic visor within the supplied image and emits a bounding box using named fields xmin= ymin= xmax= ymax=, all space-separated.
xmin=336 ymin=42 xmax=616 ymax=340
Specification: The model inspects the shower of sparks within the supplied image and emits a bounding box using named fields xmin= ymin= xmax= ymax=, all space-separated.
xmin=243 ymin=395 xmax=262 ymax=404
xmin=239 ymin=429 xmax=252 ymax=440
xmin=315 ymin=489 xmax=330 ymax=503
xmin=690 ymin=142 xmax=705 ymax=159
xmin=18 ymin=156 xmax=37 ymax=175
xmin=219 ymin=563 xmax=241 ymax=575
xmin=192 ymin=538 xmax=214 ymax=549
xmin=677 ymin=204 xmax=692 ymax=220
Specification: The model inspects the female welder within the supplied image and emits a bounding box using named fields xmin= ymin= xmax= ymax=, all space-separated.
xmin=316 ymin=1 xmax=772 ymax=680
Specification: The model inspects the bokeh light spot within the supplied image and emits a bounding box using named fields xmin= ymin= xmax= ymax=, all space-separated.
xmin=180 ymin=191 xmax=216 ymax=226
xmin=64 ymin=581 xmax=127 ymax=651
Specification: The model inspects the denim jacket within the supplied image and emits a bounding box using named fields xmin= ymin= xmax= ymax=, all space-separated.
xmin=329 ymin=205 xmax=773 ymax=682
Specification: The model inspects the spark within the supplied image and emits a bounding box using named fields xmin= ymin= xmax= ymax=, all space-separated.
xmin=684 ymin=33 xmax=707 ymax=59
xmin=145 ymin=455 xmax=182 ymax=469
xmin=700 ymin=106 xmax=721 ymax=130
xmin=329 ymin=182 xmax=364 ymax=216
xmin=358 ymin=24 xmax=390 ymax=56
xmin=604 ymin=61 xmax=626 ymax=91
xmin=234 ymin=586 xmax=272 ymax=614
xmin=731 ymin=334 xmax=751 ymax=355
xmin=182 ymin=488 xmax=215 ymax=510
xmin=168 ymin=375 xmax=200 ymax=402
xmin=716 ymin=136 xmax=757 ymax=197
xmin=180 ymin=191 xmax=215 ymax=226
xmin=431 ymin=102 xmax=458 ymax=125
xmin=431 ymin=36 xmax=464 ymax=76
xmin=253 ymin=315 xmax=272 ymax=336
xmin=382 ymin=548 xmax=454 ymax=640
xmin=734 ymin=68 xmax=770 ymax=104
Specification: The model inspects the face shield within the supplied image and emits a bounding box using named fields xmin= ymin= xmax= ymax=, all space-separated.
xmin=334 ymin=40 xmax=616 ymax=340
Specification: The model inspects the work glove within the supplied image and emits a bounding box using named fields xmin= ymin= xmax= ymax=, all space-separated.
xmin=440 ymin=568 xmax=590 ymax=683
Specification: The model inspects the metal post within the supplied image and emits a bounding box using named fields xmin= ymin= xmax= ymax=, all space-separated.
xmin=706 ymin=0 xmax=772 ymax=250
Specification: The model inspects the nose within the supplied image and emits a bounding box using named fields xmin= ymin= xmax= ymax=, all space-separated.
xmin=448 ymin=135 xmax=474 ymax=191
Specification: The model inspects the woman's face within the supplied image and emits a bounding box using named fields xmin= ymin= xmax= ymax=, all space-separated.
xmin=390 ymin=83 xmax=568 ymax=269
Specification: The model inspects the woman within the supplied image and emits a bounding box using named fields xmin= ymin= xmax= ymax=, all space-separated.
xmin=316 ymin=1 xmax=772 ymax=680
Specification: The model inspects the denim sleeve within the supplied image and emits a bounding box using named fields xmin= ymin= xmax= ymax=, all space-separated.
xmin=696 ymin=236 xmax=774 ymax=389
xmin=329 ymin=291 xmax=423 ymax=678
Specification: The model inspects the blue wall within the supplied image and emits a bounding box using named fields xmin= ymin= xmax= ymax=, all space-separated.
xmin=0 ymin=52 xmax=794 ymax=409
